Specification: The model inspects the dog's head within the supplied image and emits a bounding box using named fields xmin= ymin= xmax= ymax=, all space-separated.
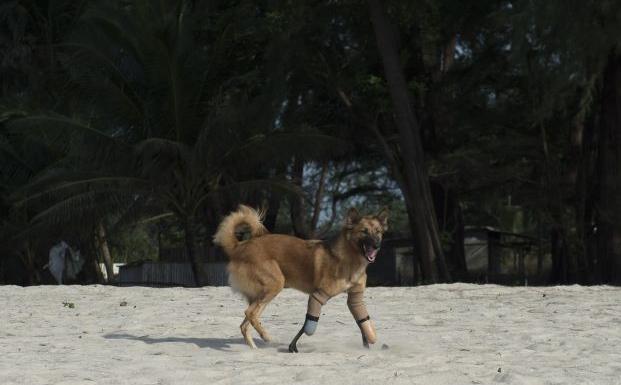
xmin=343 ymin=207 xmax=389 ymax=263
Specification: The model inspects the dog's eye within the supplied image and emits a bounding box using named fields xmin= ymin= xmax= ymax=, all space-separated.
xmin=362 ymin=228 xmax=369 ymax=234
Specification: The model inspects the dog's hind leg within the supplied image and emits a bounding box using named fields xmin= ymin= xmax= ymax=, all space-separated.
xmin=246 ymin=263 xmax=284 ymax=343
xmin=246 ymin=302 xmax=272 ymax=342
xmin=240 ymin=303 xmax=259 ymax=349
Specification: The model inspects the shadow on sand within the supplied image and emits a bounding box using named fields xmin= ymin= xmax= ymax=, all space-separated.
xmin=103 ymin=333 xmax=279 ymax=351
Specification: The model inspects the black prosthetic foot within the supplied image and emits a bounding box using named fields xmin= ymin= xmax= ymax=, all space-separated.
xmin=288 ymin=327 xmax=304 ymax=353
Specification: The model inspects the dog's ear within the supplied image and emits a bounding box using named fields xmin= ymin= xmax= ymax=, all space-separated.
xmin=345 ymin=207 xmax=360 ymax=228
xmin=376 ymin=207 xmax=389 ymax=230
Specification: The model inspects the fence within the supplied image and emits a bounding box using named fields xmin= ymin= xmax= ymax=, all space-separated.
xmin=464 ymin=227 xmax=548 ymax=285
xmin=369 ymin=230 xmax=546 ymax=286
xmin=120 ymin=230 xmax=546 ymax=287
xmin=118 ymin=262 xmax=228 ymax=287
xmin=159 ymin=244 xmax=226 ymax=263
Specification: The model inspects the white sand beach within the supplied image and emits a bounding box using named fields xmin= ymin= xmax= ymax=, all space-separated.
xmin=1 ymin=284 xmax=620 ymax=385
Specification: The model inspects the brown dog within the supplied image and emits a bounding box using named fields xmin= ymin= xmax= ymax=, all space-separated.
xmin=213 ymin=205 xmax=388 ymax=352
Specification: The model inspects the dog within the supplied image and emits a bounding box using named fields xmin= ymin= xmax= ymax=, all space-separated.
xmin=213 ymin=204 xmax=388 ymax=352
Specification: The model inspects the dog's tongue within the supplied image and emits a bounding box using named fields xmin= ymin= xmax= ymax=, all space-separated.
xmin=365 ymin=247 xmax=378 ymax=263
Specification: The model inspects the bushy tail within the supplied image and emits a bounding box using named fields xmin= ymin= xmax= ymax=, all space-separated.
xmin=213 ymin=205 xmax=268 ymax=256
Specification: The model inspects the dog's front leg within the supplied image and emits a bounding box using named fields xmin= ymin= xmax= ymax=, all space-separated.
xmin=288 ymin=327 xmax=305 ymax=353
xmin=347 ymin=289 xmax=377 ymax=348
xmin=288 ymin=290 xmax=330 ymax=353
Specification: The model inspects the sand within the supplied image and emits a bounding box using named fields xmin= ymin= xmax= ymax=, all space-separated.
xmin=1 ymin=284 xmax=620 ymax=385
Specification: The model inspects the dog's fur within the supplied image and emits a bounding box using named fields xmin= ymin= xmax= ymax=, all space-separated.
xmin=213 ymin=204 xmax=388 ymax=348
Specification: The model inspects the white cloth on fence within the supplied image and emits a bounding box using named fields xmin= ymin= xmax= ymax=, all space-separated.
xmin=49 ymin=241 xmax=69 ymax=284
xmin=48 ymin=241 xmax=84 ymax=284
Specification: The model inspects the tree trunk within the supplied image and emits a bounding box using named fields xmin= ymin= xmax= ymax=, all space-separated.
xmin=86 ymin=254 xmax=105 ymax=284
xmin=431 ymin=182 xmax=467 ymax=279
xmin=368 ymin=0 xmax=450 ymax=283
xmin=310 ymin=161 xmax=328 ymax=238
xmin=569 ymin=111 xmax=595 ymax=284
xmin=264 ymin=191 xmax=281 ymax=232
xmin=289 ymin=157 xmax=310 ymax=238
xmin=80 ymin=235 xmax=105 ymax=284
xmin=96 ymin=222 xmax=115 ymax=283
xmin=549 ymin=226 xmax=570 ymax=284
xmin=262 ymin=164 xmax=287 ymax=232
xmin=594 ymin=51 xmax=621 ymax=284
xmin=185 ymin=216 xmax=208 ymax=286
xmin=570 ymin=117 xmax=585 ymax=280
xmin=21 ymin=242 xmax=40 ymax=285
xmin=577 ymin=112 xmax=599 ymax=284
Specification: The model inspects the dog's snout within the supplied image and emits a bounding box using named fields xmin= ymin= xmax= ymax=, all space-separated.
xmin=366 ymin=236 xmax=381 ymax=249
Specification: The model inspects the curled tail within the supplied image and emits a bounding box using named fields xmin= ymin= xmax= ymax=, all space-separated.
xmin=213 ymin=205 xmax=269 ymax=256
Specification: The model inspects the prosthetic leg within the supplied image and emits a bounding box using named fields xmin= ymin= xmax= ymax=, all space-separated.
xmin=347 ymin=290 xmax=376 ymax=347
xmin=288 ymin=290 xmax=330 ymax=353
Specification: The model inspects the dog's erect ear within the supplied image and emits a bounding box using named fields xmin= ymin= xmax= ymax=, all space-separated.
xmin=345 ymin=207 xmax=360 ymax=228
xmin=376 ymin=207 xmax=389 ymax=230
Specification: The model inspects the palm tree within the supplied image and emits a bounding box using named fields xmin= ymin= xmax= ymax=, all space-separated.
xmin=8 ymin=0 xmax=342 ymax=285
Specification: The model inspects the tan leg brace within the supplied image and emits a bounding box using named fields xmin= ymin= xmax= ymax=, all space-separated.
xmin=347 ymin=291 xmax=377 ymax=344
xmin=303 ymin=290 xmax=330 ymax=335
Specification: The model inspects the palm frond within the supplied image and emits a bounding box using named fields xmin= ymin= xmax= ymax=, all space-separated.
xmin=8 ymin=114 xmax=122 ymax=148
xmin=14 ymin=174 xmax=149 ymax=207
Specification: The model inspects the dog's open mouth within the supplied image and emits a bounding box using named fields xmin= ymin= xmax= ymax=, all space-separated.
xmin=361 ymin=243 xmax=379 ymax=263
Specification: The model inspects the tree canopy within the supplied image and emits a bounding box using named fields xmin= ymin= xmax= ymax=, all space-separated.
xmin=2 ymin=0 xmax=621 ymax=285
